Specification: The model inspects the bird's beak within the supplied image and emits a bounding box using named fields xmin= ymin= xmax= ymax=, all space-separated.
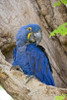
xmin=33 ymin=30 xmax=42 ymax=45
xmin=27 ymin=30 xmax=42 ymax=45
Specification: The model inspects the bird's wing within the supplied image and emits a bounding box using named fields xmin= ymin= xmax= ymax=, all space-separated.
xmin=27 ymin=45 xmax=55 ymax=86
xmin=38 ymin=45 xmax=53 ymax=73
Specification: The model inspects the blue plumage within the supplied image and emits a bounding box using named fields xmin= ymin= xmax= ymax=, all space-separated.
xmin=12 ymin=24 xmax=55 ymax=86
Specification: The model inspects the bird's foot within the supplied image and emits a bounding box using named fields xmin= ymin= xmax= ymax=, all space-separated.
xmin=25 ymin=75 xmax=34 ymax=84
xmin=10 ymin=65 xmax=23 ymax=72
xmin=26 ymin=75 xmax=30 ymax=78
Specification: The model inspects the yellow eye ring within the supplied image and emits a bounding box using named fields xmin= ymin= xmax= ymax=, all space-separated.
xmin=27 ymin=27 xmax=32 ymax=31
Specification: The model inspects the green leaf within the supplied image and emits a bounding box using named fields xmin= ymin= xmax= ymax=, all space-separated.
xmin=49 ymin=22 xmax=67 ymax=38
xmin=11 ymin=98 xmax=14 ymax=100
xmin=54 ymin=0 xmax=67 ymax=7
xmin=0 ymin=86 xmax=3 ymax=90
xmin=57 ymin=1 xmax=61 ymax=6
xmin=54 ymin=3 xmax=58 ymax=7
xmin=61 ymin=0 xmax=67 ymax=5
xmin=55 ymin=94 xmax=67 ymax=100
xmin=54 ymin=1 xmax=61 ymax=7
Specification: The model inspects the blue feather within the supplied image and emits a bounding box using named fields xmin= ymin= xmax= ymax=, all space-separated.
xmin=12 ymin=24 xmax=55 ymax=86
xmin=12 ymin=43 xmax=55 ymax=86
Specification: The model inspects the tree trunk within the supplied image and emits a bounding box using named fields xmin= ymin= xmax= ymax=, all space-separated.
xmin=0 ymin=61 xmax=67 ymax=100
xmin=0 ymin=0 xmax=67 ymax=99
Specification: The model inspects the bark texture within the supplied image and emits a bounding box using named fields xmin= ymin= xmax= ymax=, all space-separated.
xmin=0 ymin=54 xmax=67 ymax=100
xmin=0 ymin=0 xmax=67 ymax=100
xmin=0 ymin=65 xmax=32 ymax=100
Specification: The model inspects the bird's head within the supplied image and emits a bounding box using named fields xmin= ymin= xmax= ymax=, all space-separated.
xmin=16 ymin=24 xmax=42 ymax=46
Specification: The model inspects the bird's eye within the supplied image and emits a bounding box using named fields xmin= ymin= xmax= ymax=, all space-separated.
xmin=27 ymin=27 xmax=32 ymax=31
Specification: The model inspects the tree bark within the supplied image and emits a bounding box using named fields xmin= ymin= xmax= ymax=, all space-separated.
xmin=0 ymin=0 xmax=67 ymax=99
xmin=0 ymin=56 xmax=67 ymax=100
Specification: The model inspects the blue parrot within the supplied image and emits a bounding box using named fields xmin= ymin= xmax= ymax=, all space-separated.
xmin=12 ymin=24 xmax=55 ymax=86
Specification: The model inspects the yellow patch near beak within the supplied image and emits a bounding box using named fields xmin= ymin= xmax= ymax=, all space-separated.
xmin=27 ymin=32 xmax=32 ymax=39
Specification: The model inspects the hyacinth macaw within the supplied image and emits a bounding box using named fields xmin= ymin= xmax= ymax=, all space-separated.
xmin=12 ymin=24 xmax=55 ymax=86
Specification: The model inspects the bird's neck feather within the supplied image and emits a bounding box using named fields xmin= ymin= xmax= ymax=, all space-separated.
xmin=17 ymin=42 xmax=29 ymax=52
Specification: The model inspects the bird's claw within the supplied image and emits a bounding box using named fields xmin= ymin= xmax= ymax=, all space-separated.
xmin=10 ymin=65 xmax=23 ymax=72
xmin=25 ymin=75 xmax=34 ymax=84
xmin=26 ymin=75 xmax=30 ymax=78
